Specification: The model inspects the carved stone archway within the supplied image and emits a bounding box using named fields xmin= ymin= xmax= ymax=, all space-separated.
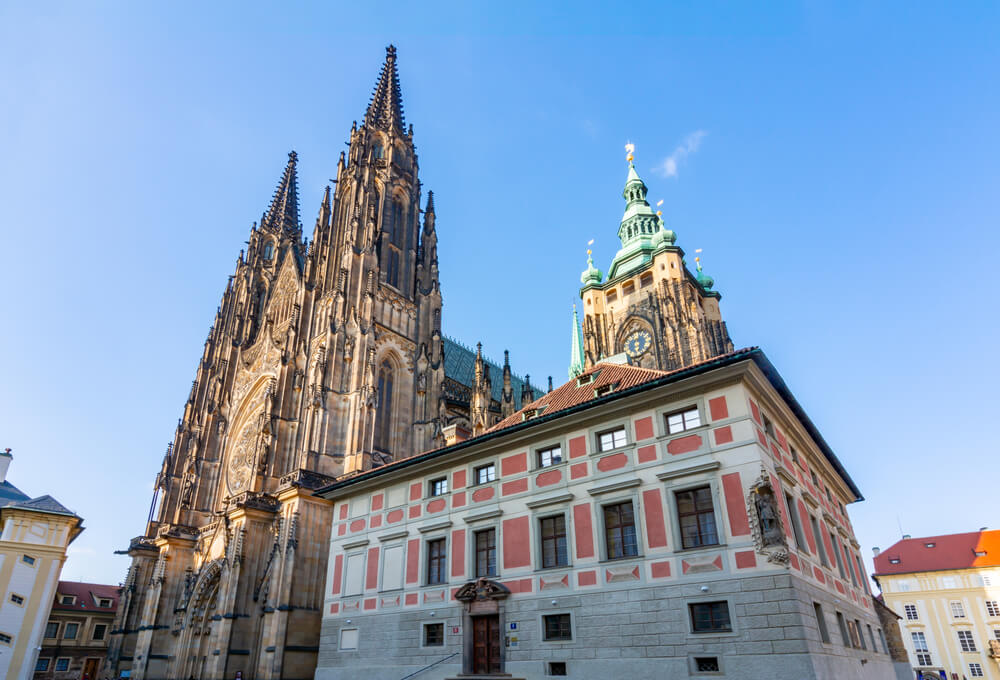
xmin=451 ymin=578 xmax=513 ymax=677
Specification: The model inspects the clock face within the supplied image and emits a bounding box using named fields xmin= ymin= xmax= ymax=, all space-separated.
xmin=624 ymin=330 xmax=653 ymax=358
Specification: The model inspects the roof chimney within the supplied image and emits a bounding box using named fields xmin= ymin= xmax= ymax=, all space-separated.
xmin=902 ymin=534 xmax=911 ymax=540
xmin=0 ymin=448 xmax=11 ymax=484
xmin=872 ymin=547 xmax=880 ymax=556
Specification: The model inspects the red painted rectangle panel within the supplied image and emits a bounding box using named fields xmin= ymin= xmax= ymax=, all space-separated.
xmin=405 ymin=538 xmax=421 ymax=584
xmin=651 ymin=561 xmax=671 ymax=578
xmin=573 ymin=503 xmax=594 ymax=559
xmin=452 ymin=491 xmax=466 ymax=508
xmin=501 ymin=452 xmax=528 ymax=476
xmin=404 ymin=592 xmax=418 ymax=606
xmin=365 ymin=546 xmax=380 ymax=590
xmin=451 ymin=529 xmax=466 ymax=578
xmin=371 ymin=493 xmax=384 ymax=512
xmin=410 ymin=482 xmax=423 ymax=501
xmin=735 ymin=550 xmax=757 ymax=569
xmin=363 ymin=598 xmax=376 ymax=610
xmin=331 ymin=554 xmax=343 ymax=595
xmin=408 ymin=505 xmax=421 ymax=519
xmin=642 ymin=488 xmax=668 ymax=549
xmin=667 ymin=434 xmax=702 ymax=455
xmin=577 ymin=570 xmax=597 ymax=586
xmin=634 ymin=416 xmax=654 ymax=441
xmin=637 ymin=444 xmax=657 ymax=463
xmin=502 ymin=516 xmax=531 ymax=569
xmin=749 ymin=399 xmax=762 ymax=425
xmin=708 ymin=396 xmax=729 ymax=421
xmin=713 ymin=426 xmax=733 ymax=445
xmin=339 ymin=504 xmax=349 ymax=520
xmin=569 ymin=435 xmax=587 ymax=458
xmin=453 ymin=469 xmax=467 ymax=490
xmin=501 ymin=478 xmax=529 ymax=496
xmin=570 ymin=462 xmax=588 ymax=479
xmin=721 ymin=472 xmax=750 ymax=537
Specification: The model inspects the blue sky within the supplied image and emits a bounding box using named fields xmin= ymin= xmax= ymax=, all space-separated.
xmin=1 ymin=2 xmax=997 ymax=585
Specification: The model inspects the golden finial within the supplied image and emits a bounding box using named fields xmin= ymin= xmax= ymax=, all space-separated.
xmin=625 ymin=142 xmax=635 ymax=163
xmin=656 ymin=199 xmax=663 ymax=217
xmin=695 ymin=248 xmax=703 ymax=270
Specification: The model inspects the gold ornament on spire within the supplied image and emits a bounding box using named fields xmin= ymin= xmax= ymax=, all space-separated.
xmin=656 ymin=199 xmax=663 ymax=217
xmin=625 ymin=142 xmax=635 ymax=163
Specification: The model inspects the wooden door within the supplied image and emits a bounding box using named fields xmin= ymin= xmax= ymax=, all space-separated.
xmin=81 ymin=658 xmax=99 ymax=680
xmin=472 ymin=614 xmax=501 ymax=674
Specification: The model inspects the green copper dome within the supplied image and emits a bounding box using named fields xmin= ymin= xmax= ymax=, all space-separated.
xmin=695 ymin=260 xmax=715 ymax=290
xmin=580 ymin=253 xmax=603 ymax=285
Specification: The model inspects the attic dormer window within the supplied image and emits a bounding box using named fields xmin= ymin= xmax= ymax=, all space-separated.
xmin=925 ymin=542 xmax=936 ymax=548
xmin=889 ymin=558 xmax=901 ymax=564
xmin=60 ymin=595 xmax=75 ymax=605
xmin=594 ymin=383 xmax=615 ymax=397
xmin=263 ymin=242 xmax=274 ymax=261
xmin=577 ymin=374 xmax=593 ymax=386
xmin=975 ymin=550 xmax=987 ymax=557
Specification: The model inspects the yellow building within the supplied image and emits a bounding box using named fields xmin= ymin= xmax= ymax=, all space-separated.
xmin=874 ymin=530 xmax=1000 ymax=680
xmin=0 ymin=449 xmax=84 ymax=680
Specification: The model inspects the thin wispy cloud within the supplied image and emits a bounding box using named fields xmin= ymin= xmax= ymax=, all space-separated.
xmin=655 ymin=130 xmax=707 ymax=178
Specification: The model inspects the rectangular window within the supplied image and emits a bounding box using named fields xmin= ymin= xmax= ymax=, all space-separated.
xmin=35 ymin=659 xmax=50 ymax=672
xmin=951 ymin=600 xmax=966 ymax=618
xmin=986 ymin=600 xmax=1000 ymax=617
xmin=916 ymin=653 xmax=932 ymax=666
xmin=790 ymin=446 xmax=800 ymax=465
xmin=424 ymin=622 xmax=444 ymax=647
xmin=540 ymin=515 xmax=569 ymax=568
xmin=475 ymin=529 xmax=496 ymax=577
xmin=548 ymin=661 xmax=568 ymax=676
xmin=44 ymin=622 xmax=58 ymax=639
xmin=878 ymin=629 xmax=888 ymax=654
xmin=837 ymin=612 xmax=851 ymax=647
xmin=93 ymin=623 xmax=107 ymax=641
xmin=784 ymin=492 xmax=807 ymax=551
xmin=63 ymin=622 xmax=78 ymax=640
xmin=0 ymin=632 xmax=11 ymax=644
xmin=911 ymin=631 xmax=928 ymax=652
xmin=597 ymin=427 xmax=627 ymax=452
xmin=813 ymin=602 xmax=831 ymax=643
xmin=603 ymin=502 xmax=638 ymax=559
xmin=854 ymin=620 xmax=867 ymax=649
xmin=832 ymin=532 xmax=847 ymax=578
xmin=958 ymin=630 xmax=977 ymax=652
xmin=426 ymin=538 xmax=447 ymax=585
xmin=867 ymin=625 xmax=877 ymax=653
xmin=854 ymin=554 xmax=869 ymax=593
xmin=904 ymin=604 xmax=918 ymax=620
xmin=60 ymin=595 xmax=75 ymax=605
xmin=429 ymin=477 xmax=448 ymax=497
xmin=847 ymin=620 xmax=861 ymax=648
xmin=811 ymin=516 xmax=829 ymax=567
xmin=970 ymin=663 xmax=984 ymax=678
xmin=762 ymin=414 xmax=776 ymax=439
xmin=9 ymin=594 xmax=23 ymax=606
xmin=55 ymin=658 xmax=70 ymax=672
xmin=474 ymin=463 xmax=495 ymax=485
xmin=21 ymin=555 xmax=35 ymax=566
xmin=537 ymin=445 xmax=563 ymax=468
xmin=543 ymin=613 xmax=572 ymax=641
xmin=694 ymin=657 xmax=720 ymax=672
xmin=339 ymin=628 xmax=359 ymax=650
xmin=677 ymin=486 xmax=719 ymax=549
xmin=689 ymin=601 xmax=732 ymax=633
xmin=622 ymin=281 xmax=635 ymax=295
xmin=665 ymin=406 xmax=700 ymax=434
xmin=99 ymin=598 xmax=113 ymax=608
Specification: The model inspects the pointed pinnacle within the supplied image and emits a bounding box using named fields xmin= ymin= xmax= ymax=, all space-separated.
xmin=364 ymin=45 xmax=406 ymax=133
xmin=425 ymin=190 xmax=435 ymax=215
xmin=262 ymin=151 xmax=301 ymax=236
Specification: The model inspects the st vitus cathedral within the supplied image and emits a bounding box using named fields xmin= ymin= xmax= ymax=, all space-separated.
xmin=109 ymin=47 xmax=538 ymax=680
xmin=570 ymin=148 xmax=734 ymax=376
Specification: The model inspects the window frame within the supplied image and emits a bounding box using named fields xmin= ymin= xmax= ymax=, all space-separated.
xmin=44 ymin=621 xmax=59 ymax=639
xmin=601 ymin=500 xmax=640 ymax=561
xmin=784 ymin=491 xmax=808 ymax=553
xmin=809 ymin=515 xmax=830 ymax=567
xmin=9 ymin=593 xmax=24 ymax=607
xmin=813 ymin=602 xmax=831 ymax=643
xmin=958 ymin=629 xmax=977 ymax=652
xmin=425 ymin=537 xmax=448 ymax=585
xmin=92 ymin=623 xmax=108 ymax=641
xmin=538 ymin=514 xmax=569 ymax=569
xmin=675 ymin=485 xmax=720 ymax=550
xmin=969 ymin=663 xmax=984 ymax=678
xmin=428 ymin=477 xmax=449 ymax=497
xmin=664 ymin=405 xmax=702 ymax=436
xmin=473 ymin=463 xmax=496 ymax=486
xmin=474 ymin=527 xmax=497 ymax=578
xmin=35 ymin=658 xmax=51 ymax=672
xmin=985 ymin=600 xmax=1000 ymax=618
xmin=903 ymin=604 xmax=918 ymax=620
xmin=950 ymin=600 xmax=967 ymax=619
xmin=422 ymin=621 xmax=445 ymax=648
xmin=21 ymin=554 xmax=36 ymax=567
xmin=687 ymin=600 xmax=734 ymax=635
xmin=55 ymin=657 xmax=71 ymax=672
xmin=595 ymin=425 xmax=628 ymax=453
xmin=536 ymin=443 xmax=564 ymax=469
xmin=541 ymin=612 xmax=573 ymax=642
xmin=63 ymin=622 xmax=79 ymax=640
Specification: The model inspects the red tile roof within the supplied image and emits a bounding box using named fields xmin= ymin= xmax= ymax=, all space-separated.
xmin=873 ymin=530 xmax=1000 ymax=576
xmin=487 ymin=360 xmax=670 ymax=433
xmin=52 ymin=580 xmax=120 ymax=612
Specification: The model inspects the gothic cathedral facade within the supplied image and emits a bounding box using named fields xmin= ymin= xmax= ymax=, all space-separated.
xmin=107 ymin=47 xmax=520 ymax=680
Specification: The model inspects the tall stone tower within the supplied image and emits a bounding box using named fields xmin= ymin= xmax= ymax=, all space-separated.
xmin=109 ymin=46 xmax=448 ymax=680
xmin=576 ymin=148 xmax=734 ymax=372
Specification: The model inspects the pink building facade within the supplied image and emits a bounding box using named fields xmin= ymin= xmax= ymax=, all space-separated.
xmin=315 ymin=349 xmax=898 ymax=680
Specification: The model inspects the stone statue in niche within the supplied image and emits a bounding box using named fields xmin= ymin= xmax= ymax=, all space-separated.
xmin=746 ymin=470 xmax=790 ymax=565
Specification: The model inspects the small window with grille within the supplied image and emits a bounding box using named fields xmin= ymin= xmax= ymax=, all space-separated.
xmin=694 ymin=657 xmax=720 ymax=673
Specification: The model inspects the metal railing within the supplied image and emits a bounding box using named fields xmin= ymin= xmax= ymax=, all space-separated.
xmin=397 ymin=652 xmax=459 ymax=680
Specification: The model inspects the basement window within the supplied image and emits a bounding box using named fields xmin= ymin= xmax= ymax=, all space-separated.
xmin=694 ymin=656 xmax=721 ymax=672
xmin=547 ymin=661 xmax=567 ymax=676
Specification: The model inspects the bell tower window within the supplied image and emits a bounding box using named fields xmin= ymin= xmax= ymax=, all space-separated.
xmin=374 ymin=360 xmax=394 ymax=454
xmin=385 ymin=199 xmax=405 ymax=288
xmin=263 ymin=242 xmax=274 ymax=261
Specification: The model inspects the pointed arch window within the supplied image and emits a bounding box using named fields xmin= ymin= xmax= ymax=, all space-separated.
xmin=385 ymin=198 xmax=405 ymax=288
xmin=263 ymin=242 xmax=274 ymax=261
xmin=374 ymin=360 xmax=394 ymax=454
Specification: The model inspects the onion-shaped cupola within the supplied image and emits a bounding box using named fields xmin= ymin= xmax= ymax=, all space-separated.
xmin=580 ymin=250 xmax=604 ymax=286
xmin=695 ymin=256 xmax=715 ymax=290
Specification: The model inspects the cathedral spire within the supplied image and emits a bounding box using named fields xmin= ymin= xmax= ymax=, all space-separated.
xmin=262 ymin=151 xmax=301 ymax=237
xmin=569 ymin=304 xmax=585 ymax=378
xmin=364 ymin=45 xmax=406 ymax=134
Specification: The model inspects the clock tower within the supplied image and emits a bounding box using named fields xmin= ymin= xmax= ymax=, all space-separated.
xmin=573 ymin=149 xmax=733 ymax=373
